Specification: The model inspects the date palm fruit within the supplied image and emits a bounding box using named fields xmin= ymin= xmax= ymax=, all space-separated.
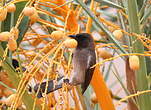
xmin=23 ymin=7 xmax=35 ymax=16
xmin=8 ymin=37 xmax=17 ymax=51
xmin=64 ymin=39 xmax=78 ymax=48
xmin=113 ymin=30 xmax=123 ymax=40
xmin=129 ymin=55 xmax=140 ymax=70
xmin=50 ymin=31 xmax=65 ymax=40
xmin=0 ymin=7 xmax=7 ymax=21
xmin=29 ymin=9 xmax=39 ymax=25
xmin=7 ymin=3 xmax=16 ymax=12
xmin=0 ymin=32 xmax=11 ymax=41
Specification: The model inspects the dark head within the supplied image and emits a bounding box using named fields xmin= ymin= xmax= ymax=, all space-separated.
xmin=68 ymin=33 xmax=95 ymax=49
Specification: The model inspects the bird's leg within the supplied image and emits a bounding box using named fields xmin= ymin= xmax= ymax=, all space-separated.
xmin=63 ymin=78 xmax=73 ymax=91
xmin=63 ymin=78 xmax=70 ymax=83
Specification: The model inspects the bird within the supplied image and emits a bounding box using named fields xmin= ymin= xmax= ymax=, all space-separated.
xmin=29 ymin=33 xmax=96 ymax=98
xmin=68 ymin=33 xmax=96 ymax=93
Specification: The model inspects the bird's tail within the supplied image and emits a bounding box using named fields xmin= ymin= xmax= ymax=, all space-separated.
xmin=28 ymin=76 xmax=69 ymax=98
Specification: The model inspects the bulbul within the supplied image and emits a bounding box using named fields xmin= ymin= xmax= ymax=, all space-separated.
xmin=30 ymin=33 xmax=96 ymax=98
xmin=68 ymin=33 xmax=96 ymax=93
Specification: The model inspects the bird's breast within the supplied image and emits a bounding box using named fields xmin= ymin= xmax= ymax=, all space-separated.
xmin=69 ymin=48 xmax=93 ymax=85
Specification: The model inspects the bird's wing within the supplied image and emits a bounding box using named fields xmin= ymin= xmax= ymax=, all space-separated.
xmin=71 ymin=48 xmax=96 ymax=93
xmin=81 ymin=49 xmax=96 ymax=94
xmin=70 ymin=49 xmax=88 ymax=85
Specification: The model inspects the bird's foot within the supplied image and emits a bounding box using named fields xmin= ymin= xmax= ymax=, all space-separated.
xmin=63 ymin=78 xmax=69 ymax=83
xmin=62 ymin=78 xmax=73 ymax=91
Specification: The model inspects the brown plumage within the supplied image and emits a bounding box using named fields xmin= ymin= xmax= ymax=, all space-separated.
xmin=69 ymin=33 xmax=96 ymax=93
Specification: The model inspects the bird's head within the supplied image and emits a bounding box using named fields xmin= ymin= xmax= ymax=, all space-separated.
xmin=68 ymin=33 xmax=95 ymax=49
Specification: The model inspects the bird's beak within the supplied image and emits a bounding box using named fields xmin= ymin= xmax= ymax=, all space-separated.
xmin=68 ymin=35 xmax=76 ymax=39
